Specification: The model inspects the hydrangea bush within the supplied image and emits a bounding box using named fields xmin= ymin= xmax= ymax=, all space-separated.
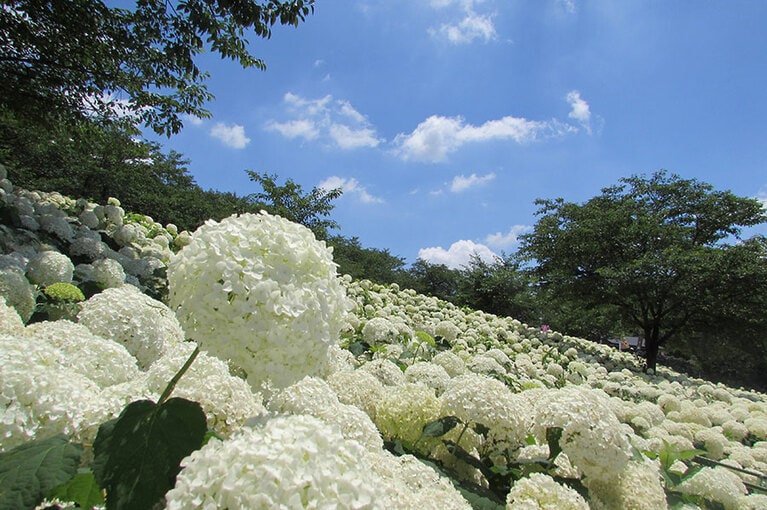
xmin=0 ymin=169 xmax=766 ymax=509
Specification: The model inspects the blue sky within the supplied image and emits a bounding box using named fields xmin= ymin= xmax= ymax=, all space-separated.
xmin=147 ymin=1 xmax=767 ymax=268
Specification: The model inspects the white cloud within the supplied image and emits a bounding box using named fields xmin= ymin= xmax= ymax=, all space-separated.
xmin=418 ymin=240 xmax=498 ymax=270
xmin=394 ymin=114 xmax=550 ymax=162
xmin=566 ymin=90 xmax=592 ymax=133
xmin=756 ymin=189 xmax=767 ymax=209
xmin=266 ymin=93 xmax=381 ymax=151
xmin=329 ymin=124 xmax=381 ymax=149
xmin=209 ymin=122 xmax=250 ymax=149
xmin=265 ymin=119 xmax=319 ymax=141
xmin=182 ymin=113 xmax=204 ymax=126
xmin=318 ymin=176 xmax=384 ymax=204
xmin=450 ymin=172 xmax=496 ymax=192
xmin=437 ymin=12 xmax=497 ymax=44
xmin=485 ymin=224 xmax=533 ymax=249
xmin=558 ymin=0 xmax=577 ymax=14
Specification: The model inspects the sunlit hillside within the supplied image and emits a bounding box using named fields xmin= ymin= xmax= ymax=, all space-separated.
xmin=1 ymin=167 xmax=765 ymax=509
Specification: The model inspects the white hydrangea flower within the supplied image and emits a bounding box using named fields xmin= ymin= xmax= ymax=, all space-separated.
xmin=404 ymin=361 xmax=451 ymax=395
xmin=268 ymin=376 xmax=382 ymax=451
xmin=0 ymin=334 xmax=113 ymax=451
xmin=374 ymin=382 xmax=441 ymax=452
xmin=362 ymin=316 xmax=402 ymax=345
xmin=432 ymin=350 xmax=467 ymax=377
xmin=166 ymin=414 xmax=396 ymax=509
xmin=23 ymin=320 xmax=140 ymax=388
xmin=435 ymin=320 xmax=461 ymax=343
xmin=145 ymin=342 xmax=265 ymax=436
xmin=585 ymin=458 xmax=668 ymax=510
xmin=441 ymin=373 xmax=529 ymax=449
xmin=25 ymin=250 xmax=74 ymax=286
xmin=0 ymin=296 xmax=24 ymax=335
xmin=369 ymin=451 xmax=471 ymax=509
xmin=0 ymin=267 xmax=36 ymax=322
xmin=168 ymin=212 xmax=351 ymax=392
xmin=676 ymin=466 xmax=747 ymax=510
xmin=327 ymin=369 xmax=386 ymax=420
xmin=505 ymin=472 xmax=589 ymax=509
xmin=78 ymin=285 xmax=184 ymax=369
xmin=91 ymin=258 xmax=126 ymax=288
xmin=359 ymin=358 xmax=406 ymax=386
xmin=532 ymin=387 xmax=632 ymax=484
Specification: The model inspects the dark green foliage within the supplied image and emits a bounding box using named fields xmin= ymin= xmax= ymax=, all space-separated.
xmin=329 ymin=235 xmax=411 ymax=284
xmin=458 ymin=254 xmax=538 ymax=324
xmin=0 ymin=110 xmax=256 ymax=232
xmin=1 ymin=0 xmax=314 ymax=136
xmin=246 ymin=171 xmax=343 ymax=239
xmin=92 ymin=397 xmax=206 ymax=510
xmin=406 ymin=259 xmax=463 ymax=304
xmin=520 ymin=170 xmax=767 ymax=372
xmin=0 ymin=435 xmax=83 ymax=510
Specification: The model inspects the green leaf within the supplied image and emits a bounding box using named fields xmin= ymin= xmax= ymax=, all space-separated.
xmin=524 ymin=433 xmax=537 ymax=446
xmin=92 ymin=397 xmax=206 ymax=510
xmin=415 ymin=330 xmax=437 ymax=347
xmin=0 ymin=435 xmax=83 ymax=510
xmin=49 ymin=469 xmax=104 ymax=508
xmin=421 ymin=416 xmax=462 ymax=438
xmin=546 ymin=427 xmax=564 ymax=462
xmin=348 ymin=341 xmax=369 ymax=357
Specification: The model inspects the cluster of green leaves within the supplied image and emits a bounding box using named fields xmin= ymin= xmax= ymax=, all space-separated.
xmin=0 ymin=347 xmax=206 ymax=510
xmin=1 ymin=0 xmax=314 ymax=136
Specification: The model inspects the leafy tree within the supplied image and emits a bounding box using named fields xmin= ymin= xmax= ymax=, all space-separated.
xmin=246 ymin=171 xmax=343 ymax=239
xmin=328 ymin=235 xmax=411 ymax=285
xmin=458 ymin=253 xmax=540 ymax=324
xmin=1 ymin=109 xmax=254 ymax=231
xmin=1 ymin=0 xmax=314 ymax=135
xmin=407 ymin=259 xmax=464 ymax=304
xmin=520 ymin=170 xmax=766 ymax=373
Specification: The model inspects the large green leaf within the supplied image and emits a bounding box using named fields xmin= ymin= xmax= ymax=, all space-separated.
xmin=49 ymin=469 xmax=104 ymax=508
xmin=92 ymin=397 xmax=206 ymax=510
xmin=0 ymin=435 xmax=82 ymax=510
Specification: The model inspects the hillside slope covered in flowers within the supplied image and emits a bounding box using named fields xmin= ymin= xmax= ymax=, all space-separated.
xmin=0 ymin=163 xmax=766 ymax=509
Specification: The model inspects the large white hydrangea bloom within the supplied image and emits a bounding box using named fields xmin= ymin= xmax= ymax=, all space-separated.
xmin=532 ymin=387 xmax=633 ymax=484
xmin=25 ymin=250 xmax=74 ymax=286
xmin=505 ymin=472 xmax=589 ymax=509
xmin=0 ymin=333 xmax=112 ymax=450
xmin=165 ymin=414 xmax=399 ymax=509
xmin=78 ymin=285 xmax=184 ymax=369
xmin=167 ymin=212 xmax=351 ymax=391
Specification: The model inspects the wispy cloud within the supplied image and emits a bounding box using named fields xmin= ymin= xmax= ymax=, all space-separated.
xmin=485 ymin=224 xmax=532 ymax=250
xmin=756 ymin=189 xmax=767 ymax=209
xmin=418 ymin=239 xmax=498 ymax=270
xmin=394 ymin=114 xmax=567 ymax=163
xmin=566 ymin=90 xmax=592 ymax=134
xmin=429 ymin=0 xmax=497 ymax=45
xmin=209 ymin=122 xmax=250 ymax=149
xmin=265 ymin=93 xmax=382 ymax=150
xmin=450 ymin=172 xmax=496 ymax=192
xmin=318 ymin=176 xmax=384 ymax=204
xmin=435 ymin=12 xmax=497 ymax=44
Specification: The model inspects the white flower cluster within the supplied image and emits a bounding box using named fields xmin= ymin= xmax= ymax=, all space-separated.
xmin=166 ymin=413 xmax=470 ymax=509
xmin=78 ymin=285 xmax=184 ymax=368
xmin=505 ymin=472 xmax=589 ymax=509
xmin=168 ymin=212 xmax=351 ymax=391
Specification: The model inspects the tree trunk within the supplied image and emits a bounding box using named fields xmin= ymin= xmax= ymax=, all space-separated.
xmin=643 ymin=326 xmax=660 ymax=373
